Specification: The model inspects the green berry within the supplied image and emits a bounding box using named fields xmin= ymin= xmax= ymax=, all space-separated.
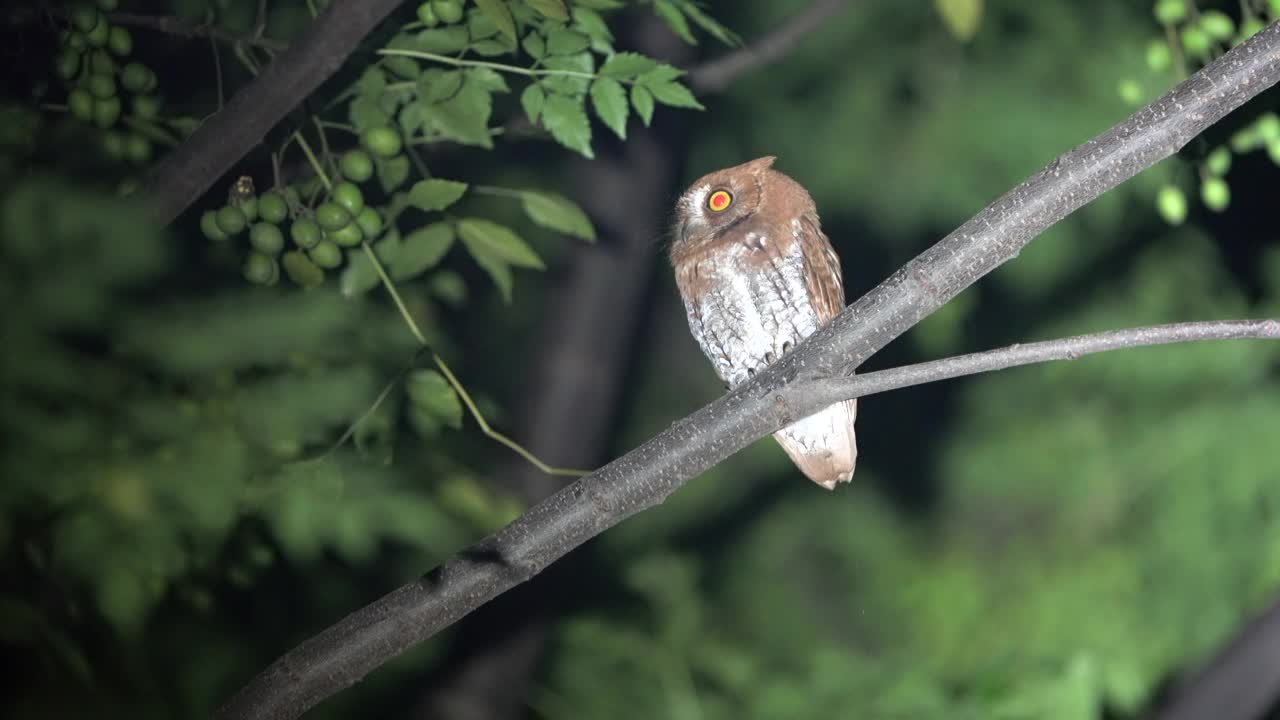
xmin=1181 ymin=26 xmax=1210 ymax=55
xmin=107 ymin=26 xmax=132 ymax=56
xmin=1117 ymin=79 xmax=1142 ymax=106
xmin=1145 ymin=40 xmax=1171 ymax=72
xmin=1199 ymin=11 xmax=1234 ymax=41
xmin=68 ymin=88 xmax=93 ymax=121
xmin=1200 ymin=177 xmax=1230 ymax=212
xmin=1205 ymin=146 xmax=1231 ymax=176
xmin=1268 ymin=138 xmax=1280 ymax=165
xmin=121 ymin=62 xmax=149 ymax=93
xmin=328 ymin=222 xmax=365 ymax=247
xmin=85 ymin=17 xmax=110 ymax=47
xmin=355 ymin=207 xmax=383 ymax=238
xmin=417 ymin=2 xmax=439 ymax=26
xmin=88 ymin=49 xmax=115 ymax=75
xmin=234 ymin=195 xmax=259 ymax=222
xmin=243 ymin=252 xmax=277 ymax=285
xmin=290 ymin=218 xmax=322 ymax=249
xmin=316 ymin=202 xmax=352 ymax=231
xmin=432 ymin=0 xmax=464 ymax=24
xmin=88 ymin=72 xmax=115 ymax=99
xmin=282 ymin=251 xmax=325 ymax=287
xmin=71 ymin=4 xmax=101 ymax=33
xmin=216 ymin=205 xmax=248 ymax=235
xmin=1237 ymin=18 xmax=1266 ymax=46
xmin=331 ymin=182 xmax=364 ymax=215
xmin=201 ymin=210 xmax=228 ymax=241
xmin=250 ymin=223 xmax=286 ymax=254
xmin=308 ymin=240 xmax=343 ymax=268
xmin=65 ymin=31 xmax=88 ymax=51
xmin=1230 ymin=127 xmax=1261 ymax=152
xmin=96 ymin=0 xmax=119 ymax=10
xmin=1154 ymin=0 xmax=1186 ymax=25
xmin=101 ymin=130 xmax=125 ymax=157
xmin=258 ymin=191 xmax=289 ymax=224
xmin=132 ymin=95 xmax=159 ymax=119
xmin=91 ymin=96 xmax=121 ymax=128
xmin=340 ymin=149 xmax=374 ymax=182
xmin=124 ymin=134 xmax=151 ymax=163
xmin=1156 ymin=185 xmax=1187 ymax=225
xmin=361 ymin=126 xmax=402 ymax=157
xmin=56 ymin=49 xmax=82 ymax=81
xmin=1257 ymin=113 xmax=1280 ymax=142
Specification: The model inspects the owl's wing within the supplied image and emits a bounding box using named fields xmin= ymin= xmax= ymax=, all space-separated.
xmin=774 ymin=212 xmax=857 ymax=489
xmin=795 ymin=212 xmax=845 ymax=321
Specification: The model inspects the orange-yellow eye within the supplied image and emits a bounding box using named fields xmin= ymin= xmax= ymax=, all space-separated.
xmin=707 ymin=190 xmax=733 ymax=212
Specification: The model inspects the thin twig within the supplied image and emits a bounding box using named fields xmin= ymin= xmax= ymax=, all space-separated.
xmin=106 ymin=12 xmax=288 ymax=51
xmin=688 ymin=0 xmax=852 ymax=93
xmin=219 ymin=24 xmax=1280 ymax=720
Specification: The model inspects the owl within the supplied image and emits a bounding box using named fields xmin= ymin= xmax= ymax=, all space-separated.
xmin=671 ymin=156 xmax=856 ymax=489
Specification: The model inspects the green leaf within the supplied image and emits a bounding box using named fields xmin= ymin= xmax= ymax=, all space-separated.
xmin=527 ymin=0 xmax=569 ymax=21
xmin=654 ymin=0 xmax=696 ymax=44
xmin=458 ymin=219 xmax=545 ymax=268
xmin=424 ymin=78 xmax=494 ymax=148
xmin=521 ymin=84 xmax=545 ymax=123
xmin=541 ymin=93 xmax=593 ymax=158
xmin=630 ymin=84 xmax=654 ymax=126
xmin=416 ymin=26 xmax=471 ymax=53
xmin=599 ymin=52 xmax=659 ymax=78
xmin=406 ymin=369 xmax=463 ymax=430
xmin=935 ymin=0 xmax=984 ymax=42
xmin=471 ymin=39 xmax=512 ymax=56
xmin=521 ymin=191 xmax=596 ymax=241
xmin=590 ymin=77 xmax=628 ymax=140
xmin=642 ymin=77 xmax=703 ymax=110
xmin=409 ymin=179 xmax=468 ymax=212
xmin=573 ymin=8 xmax=614 ymax=48
xmin=574 ymin=0 xmax=624 ymax=8
xmin=547 ymin=27 xmax=591 ymax=55
xmin=392 ymin=223 xmax=455 ymax=280
xmin=522 ymin=32 xmax=546 ymax=58
xmin=339 ymin=247 xmax=381 ymax=297
xmin=468 ymin=67 xmax=509 ymax=93
xmin=541 ymin=52 xmax=594 ymax=96
xmin=376 ymin=154 xmax=411 ymax=192
xmin=349 ymin=95 xmax=390 ymax=129
xmin=418 ymin=69 xmax=465 ymax=103
xmin=675 ymin=0 xmax=741 ymax=46
xmin=473 ymin=0 xmax=517 ymax=45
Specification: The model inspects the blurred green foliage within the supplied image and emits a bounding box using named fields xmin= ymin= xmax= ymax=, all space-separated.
xmin=3 ymin=0 xmax=1280 ymax=718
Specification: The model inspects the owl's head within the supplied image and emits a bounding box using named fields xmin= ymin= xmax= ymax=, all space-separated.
xmin=671 ymin=156 xmax=813 ymax=263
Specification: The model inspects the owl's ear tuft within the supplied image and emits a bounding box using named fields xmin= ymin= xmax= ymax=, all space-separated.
xmin=744 ymin=156 xmax=777 ymax=173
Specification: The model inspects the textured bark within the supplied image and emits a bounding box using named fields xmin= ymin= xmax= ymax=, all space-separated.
xmin=220 ymin=22 xmax=1280 ymax=720
xmin=141 ymin=0 xmax=403 ymax=224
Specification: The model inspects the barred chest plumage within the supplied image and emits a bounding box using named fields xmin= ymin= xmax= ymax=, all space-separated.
xmin=671 ymin=156 xmax=857 ymax=490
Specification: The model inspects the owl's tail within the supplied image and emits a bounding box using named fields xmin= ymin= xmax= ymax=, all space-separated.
xmin=773 ymin=399 xmax=857 ymax=490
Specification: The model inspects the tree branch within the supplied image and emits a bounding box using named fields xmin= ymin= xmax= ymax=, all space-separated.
xmin=688 ymin=0 xmax=852 ymax=93
xmin=141 ymin=0 xmax=402 ymax=224
xmin=219 ymin=23 xmax=1280 ymax=720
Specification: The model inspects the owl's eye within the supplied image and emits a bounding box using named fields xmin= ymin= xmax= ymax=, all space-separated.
xmin=707 ymin=189 xmax=733 ymax=212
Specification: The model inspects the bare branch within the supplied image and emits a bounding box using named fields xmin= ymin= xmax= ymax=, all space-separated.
xmin=814 ymin=320 xmax=1280 ymax=408
xmin=688 ymin=0 xmax=852 ymax=93
xmin=219 ymin=23 xmax=1280 ymax=720
xmin=141 ymin=1 xmax=402 ymax=225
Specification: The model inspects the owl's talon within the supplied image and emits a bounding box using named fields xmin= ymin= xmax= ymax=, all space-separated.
xmin=765 ymin=352 xmax=775 ymax=364
xmin=747 ymin=368 xmax=756 ymax=377
xmin=782 ymin=341 xmax=792 ymax=354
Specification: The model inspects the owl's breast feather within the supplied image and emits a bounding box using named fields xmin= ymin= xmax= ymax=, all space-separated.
xmin=679 ymin=237 xmax=820 ymax=388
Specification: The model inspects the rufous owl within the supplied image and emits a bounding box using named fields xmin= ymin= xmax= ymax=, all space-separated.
xmin=671 ymin=156 xmax=856 ymax=489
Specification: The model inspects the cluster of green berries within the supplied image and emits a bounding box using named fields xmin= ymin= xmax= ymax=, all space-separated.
xmin=416 ymin=0 xmax=466 ymax=27
xmin=200 ymin=127 xmax=408 ymax=288
xmin=58 ymin=0 xmax=161 ymax=164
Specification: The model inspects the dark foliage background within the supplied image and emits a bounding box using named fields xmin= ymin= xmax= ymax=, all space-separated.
xmin=3 ymin=1 xmax=1280 ymax=718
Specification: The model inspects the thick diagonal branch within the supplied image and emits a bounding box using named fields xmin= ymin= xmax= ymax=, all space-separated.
xmin=220 ymin=23 xmax=1280 ymax=720
xmin=141 ymin=0 xmax=402 ymax=224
